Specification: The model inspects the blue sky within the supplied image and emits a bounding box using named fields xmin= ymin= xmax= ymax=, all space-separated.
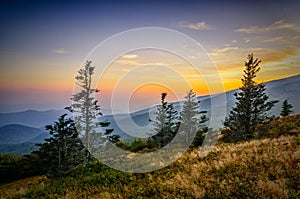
xmin=0 ymin=0 xmax=299 ymax=113
xmin=2 ymin=0 xmax=298 ymax=56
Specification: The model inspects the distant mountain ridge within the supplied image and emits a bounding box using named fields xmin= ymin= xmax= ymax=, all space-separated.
xmin=0 ymin=109 xmax=68 ymax=128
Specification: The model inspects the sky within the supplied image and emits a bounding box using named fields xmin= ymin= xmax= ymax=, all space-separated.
xmin=0 ymin=0 xmax=299 ymax=113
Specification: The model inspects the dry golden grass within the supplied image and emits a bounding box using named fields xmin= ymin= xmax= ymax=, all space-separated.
xmin=1 ymin=135 xmax=299 ymax=198
xmin=159 ymin=135 xmax=299 ymax=198
xmin=0 ymin=175 xmax=48 ymax=199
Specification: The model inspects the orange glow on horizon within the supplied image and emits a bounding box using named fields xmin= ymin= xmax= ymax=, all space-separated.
xmin=129 ymin=84 xmax=179 ymax=111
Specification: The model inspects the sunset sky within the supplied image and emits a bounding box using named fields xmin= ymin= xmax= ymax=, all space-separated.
xmin=0 ymin=0 xmax=299 ymax=113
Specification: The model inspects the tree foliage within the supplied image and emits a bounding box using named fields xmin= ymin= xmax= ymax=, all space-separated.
xmin=150 ymin=93 xmax=179 ymax=148
xmin=148 ymin=90 xmax=208 ymax=149
xmin=180 ymin=89 xmax=208 ymax=147
xmin=66 ymin=61 xmax=115 ymax=155
xmin=35 ymin=114 xmax=87 ymax=174
xmin=280 ymin=99 xmax=293 ymax=117
xmin=0 ymin=153 xmax=42 ymax=183
xmin=223 ymin=54 xmax=278 ymax=142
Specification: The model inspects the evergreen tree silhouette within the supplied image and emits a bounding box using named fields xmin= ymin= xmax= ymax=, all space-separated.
xmin=66 ymin=61 xmax=115 ymax=157
xmin=150 ymin=93 xmax=179 ymax=148
xmin=36 ymin=114 xmax=87 ymax=174
xmin=280 ymin=99 xmax=293 ymax=116
xmin=180 ymin=89 xmax=208 ymax=147
xmin=223 ymin=54 xmax=278 ymax=142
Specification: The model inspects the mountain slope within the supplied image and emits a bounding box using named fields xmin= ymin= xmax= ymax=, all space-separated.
xmin=0 ymin=124 xmax=45 ymax=144
xmin=0 ymin=124 xmax=50 ymax=155
xmin=104 ymin=74 xmax=300 ymax=139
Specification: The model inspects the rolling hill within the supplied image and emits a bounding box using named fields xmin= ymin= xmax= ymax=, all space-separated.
xmin=0 ymin=124 xmax=50 ymax=155
xmin=0 ymin=124 xmax=45 ymax=144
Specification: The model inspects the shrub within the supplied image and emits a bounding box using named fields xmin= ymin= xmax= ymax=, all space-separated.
xmin=129 ymin=139 xmax=149 ymax=152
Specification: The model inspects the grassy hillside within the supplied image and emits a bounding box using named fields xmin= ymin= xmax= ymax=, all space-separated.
xmin=1 ymin=135 xmax=298 ymax=198
xmin=1 ymin=114 xmax=299 ymax=198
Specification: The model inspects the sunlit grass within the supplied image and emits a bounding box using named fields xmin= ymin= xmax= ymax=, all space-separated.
xmin=1 ymin=115 xmax=299 ymax=198
xmin=1 ymin=135 xmax=297 ymax=199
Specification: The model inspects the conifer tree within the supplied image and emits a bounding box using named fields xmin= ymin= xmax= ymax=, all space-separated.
xmin=166 ymin=101 xmax=179 ymax=139
xmin=180 ymin=89 xmax=208 ymax=147
xmin=223 ymin=54 xmax=278 ymax=142
xmin=66 ymin=61 xmax=114 ymax=155
xmin=280 ymin=99 xmax=293 ymax=116
xmin=150 ymin=93 xmax=179 ymax=148
xmin=36 ymin=114 xmax=87 ymax=174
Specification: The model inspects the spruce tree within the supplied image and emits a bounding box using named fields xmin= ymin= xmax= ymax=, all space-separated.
xmin=165 ymin=101 xmax=179 ymax=140
xmin=150 ymin=93 xmax=179 ymax=148
xmin=223 ymin=54 xmax=278 ymax=142
xmin=180 ymin=89 xmax=208 ymax=147
xmin=66 ymin=61 xmax=113 ymax=155
xmin=280 ymin=99 xmax=293 ymax=116
xmin=36 ymin=114 xmax=87 ymax=174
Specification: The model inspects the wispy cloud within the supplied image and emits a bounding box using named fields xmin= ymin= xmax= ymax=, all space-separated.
xmin=52 ymin=48 xmax=68 ymax=54
xmin=122 ymin=54 xmax=138 ymax=59
xmin=179 ymin=21 xmax=213 ymax=30
xmin=210 ymin=46 xmax=238 ymax=56
xmin=211 ymin=47 xmax=297 ymax=70
xmin=235 ymin=20 xmax=300 ymax=34
xmin=262 ymin=36 xmax=284 ymax=43
xmin=114 ymin=59 xmax=140 ymax=66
